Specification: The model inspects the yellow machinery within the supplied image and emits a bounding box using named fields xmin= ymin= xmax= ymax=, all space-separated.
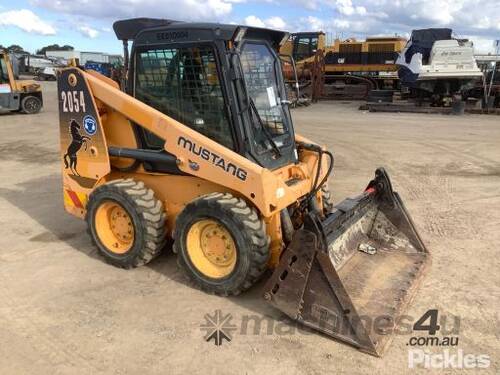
xmin=0 ymin=50 xmax=43 ymax=113
xmin=281 ymin=32 xmax=407 ymax=99
xmin=58 ymin=18 xmax=429 ymax=356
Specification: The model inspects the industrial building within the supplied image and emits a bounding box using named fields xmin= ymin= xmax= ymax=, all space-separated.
xmin=45 ymin=50 xmax=123 ymax=65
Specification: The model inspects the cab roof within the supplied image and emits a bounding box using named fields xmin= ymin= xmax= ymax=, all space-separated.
xmin=113 ymin=18 xmax=288 ymax=47
xmin=113 ymin=18 xmax=181 ymax=41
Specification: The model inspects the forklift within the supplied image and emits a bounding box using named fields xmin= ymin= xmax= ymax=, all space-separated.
xmin=0 ymin=50 xmax=43 ymax=114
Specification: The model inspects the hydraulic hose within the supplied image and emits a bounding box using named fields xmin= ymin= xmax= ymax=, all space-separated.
xmin=297 ymin=142 xmax=335 ymax=207
xmin=310 ymin=150 xmax=334 ymax=199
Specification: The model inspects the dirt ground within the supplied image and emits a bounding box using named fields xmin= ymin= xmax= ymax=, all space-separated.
xmin=0 ymin=81 xmax=499 ymax=375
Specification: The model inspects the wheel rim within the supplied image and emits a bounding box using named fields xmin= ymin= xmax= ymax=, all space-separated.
xmin=186 ymin=219 xmax=237 ymax=279
xmin=95 ymin=201 xmax=134 ymax=254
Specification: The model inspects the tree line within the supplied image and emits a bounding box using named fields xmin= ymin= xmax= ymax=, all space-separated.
xmin=0 ymin=44 xmax=74 ymax=55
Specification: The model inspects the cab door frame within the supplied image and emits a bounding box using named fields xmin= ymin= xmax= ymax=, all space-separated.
xmin=119 ymin=37 xmax=250 ymax=175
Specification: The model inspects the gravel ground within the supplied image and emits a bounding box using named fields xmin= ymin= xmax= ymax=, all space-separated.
xmin=0 ymin=81 xmax=498 ymax=374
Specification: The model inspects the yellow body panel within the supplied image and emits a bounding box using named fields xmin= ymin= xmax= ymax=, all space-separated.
xmin=11 ymin=79 xmax=42 ymax=93
xmin=324 ymin=64 xmax=398 ymax=73
xmin=58 ymin=67 xmax=328 ymax=266
xmin=59 ymin=70 xmax=111 ymax=218
xmin=83 ymin=70 xmax=326 ymax=217
xmin=279 ymin=41 xmax=293 ymax=57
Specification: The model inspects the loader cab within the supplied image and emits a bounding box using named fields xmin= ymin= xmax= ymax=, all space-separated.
xmin=113 ymin=19 xmax=297 ymax=172
xmin=290 ymin=32 xmax=324 ymax=62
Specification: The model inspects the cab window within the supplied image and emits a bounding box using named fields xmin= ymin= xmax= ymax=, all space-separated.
xmin=294 ymin=37 xmax=318 ymax=61
xmin=134 ymin=46 xmax=234 ymax=150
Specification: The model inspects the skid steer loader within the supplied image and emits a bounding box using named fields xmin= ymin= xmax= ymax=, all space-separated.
xmin=57 ymin=18 xmax=429 ymax=356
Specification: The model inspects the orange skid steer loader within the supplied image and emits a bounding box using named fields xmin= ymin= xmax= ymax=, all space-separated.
xmin=58 ymin=18 xmax=429 ymax=356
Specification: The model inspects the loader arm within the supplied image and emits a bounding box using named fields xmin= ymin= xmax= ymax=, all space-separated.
xmin=65 ymin=67 xmax=326 ymax=217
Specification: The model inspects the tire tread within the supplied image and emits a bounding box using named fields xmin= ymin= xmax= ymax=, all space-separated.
xmin=174 ymin=192 xmax=270 ymax=296
xmin=86 ymin=178 xmax=166 ymax=268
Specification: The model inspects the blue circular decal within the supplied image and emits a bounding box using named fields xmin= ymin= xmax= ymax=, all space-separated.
xmin=83 ymin=115 xmax=97 ymax=136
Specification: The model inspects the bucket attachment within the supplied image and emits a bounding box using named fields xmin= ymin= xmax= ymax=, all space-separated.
xmin=264 ymin=168 xmax=429 ymax=356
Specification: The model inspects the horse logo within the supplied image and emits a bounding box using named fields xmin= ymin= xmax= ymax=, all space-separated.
xmin=63 ymin=119 xmax=90 ymax=176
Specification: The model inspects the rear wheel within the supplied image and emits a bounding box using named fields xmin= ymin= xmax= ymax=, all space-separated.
xmin=86 ymin=179 xmax=167 ymax=268
xmin=21 ymin=95 xmax=42 ymax=114
xmin=174 ymin=193 xmax=270 ymax=296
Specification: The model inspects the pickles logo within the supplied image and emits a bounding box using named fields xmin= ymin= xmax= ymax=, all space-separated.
xmin=177 ymin=136 xmax=247 ymax=181
xmin=408 ymin=350 xmax=490 ymax=369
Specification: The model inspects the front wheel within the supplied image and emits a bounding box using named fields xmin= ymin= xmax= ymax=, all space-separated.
xmin=21 ymin=95 xmax=42 ymax=114
xmin=174 ymin=193 xmax=270 ymax=296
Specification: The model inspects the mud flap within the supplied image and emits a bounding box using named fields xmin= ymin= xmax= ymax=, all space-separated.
xmin=263 ymin=168 xmax=430 ymax=356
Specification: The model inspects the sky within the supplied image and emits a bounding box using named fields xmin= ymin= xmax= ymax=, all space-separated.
xmin=0 ymin=0 xmax=499 ymax=55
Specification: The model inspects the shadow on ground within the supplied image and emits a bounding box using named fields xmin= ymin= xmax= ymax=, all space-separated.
xmin=0 ymin=173 xmax=197 ymax=289
xmin=0 ymin=173 xmax=286 ymax=322
xmin=0 ymin=174 xmax=95 ymax=255
xmin=0 ymin=141 xmax=59 ymax=165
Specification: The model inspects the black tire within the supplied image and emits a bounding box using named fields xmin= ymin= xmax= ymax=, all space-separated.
xmin=21 ymin=95 xmax=42 ymax=114
xmin=321 ymin=184 xmax=334 ymax=215
xmin=174 ymin=192 xmax=270 ymax=296
xmin=86 ymin=179 xmax=167 ymax=268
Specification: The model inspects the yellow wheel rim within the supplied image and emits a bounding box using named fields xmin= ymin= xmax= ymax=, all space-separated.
xmin=95 ymin=201 xmax=134 ymax=254
xmin=186 ymin=219 xmax=237 ymax=279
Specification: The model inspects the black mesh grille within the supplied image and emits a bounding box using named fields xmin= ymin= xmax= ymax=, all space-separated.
xmin=136 ymin=46 xmax=233 ymax=149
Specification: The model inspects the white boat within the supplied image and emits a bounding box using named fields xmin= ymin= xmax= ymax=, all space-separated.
xmin=417 ymin=40 xmax=483 ymax=80
xmin=397 ymin=29 xmax=483 ymax=104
